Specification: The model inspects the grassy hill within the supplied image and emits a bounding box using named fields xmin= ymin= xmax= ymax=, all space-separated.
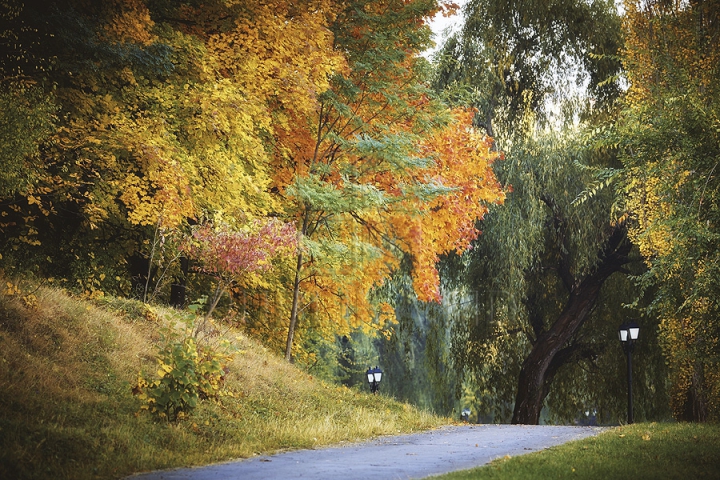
xmin=0 ymin=277 xmax=448 ymax=480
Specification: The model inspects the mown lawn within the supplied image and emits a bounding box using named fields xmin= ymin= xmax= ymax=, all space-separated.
xmin=437 ymin=422 xmax=720 ymax=480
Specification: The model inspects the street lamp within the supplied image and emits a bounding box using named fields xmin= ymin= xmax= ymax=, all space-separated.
xmin=366 ymin=366 xmax=383 ymax=394
xmin=618 ymin=321 xmax=640 ymax=424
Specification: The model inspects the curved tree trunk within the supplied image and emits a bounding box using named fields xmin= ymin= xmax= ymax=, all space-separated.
xmin=511 ymin=226 xmax=631 ymax=424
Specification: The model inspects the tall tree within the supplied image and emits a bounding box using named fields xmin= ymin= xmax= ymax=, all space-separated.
xmin=271 ymin=0 xmax=505 ymax=361
xmin=0 ymin=0 xmax=335 ymax=296
xmin=619 ymin=0 xmax=720 ymax=421
xmin=0 ymin=1 xmax=56 ymax=202
xmin=0 ymin=0 xmax=505 ymax=367
xmin=433 ymin=0 xmax=665 ymax=424
xmin=434 ymin=0 xmax=623 ymax=135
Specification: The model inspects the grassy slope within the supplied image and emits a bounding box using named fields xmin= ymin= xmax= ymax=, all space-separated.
xmin=437 ymin=422 xmax=720 ymax=480
xmin=0 ymin=280 xmax=448 ymax=480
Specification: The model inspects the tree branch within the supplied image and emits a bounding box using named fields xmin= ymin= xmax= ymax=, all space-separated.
xmin=540 ymin=193 xmax=575 ymax=292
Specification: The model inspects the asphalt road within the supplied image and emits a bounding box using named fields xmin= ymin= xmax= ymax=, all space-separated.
xmin=127 ymin=424 xmax=605 ymax=480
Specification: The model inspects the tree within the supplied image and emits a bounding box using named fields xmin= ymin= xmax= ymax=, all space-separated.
xmin=618 ymin=0 xmax=720 ymax=421
xmin=434 ymin=0 xmax=623 ymax=135
xmin=432 ymin=0 xmax=667 ymax=424
xmin=445 ymin=127 xmax=666 ymax=424
xmin=270 ymin=0 xmax=505 ymax=361
xmin=0 ymin=1 xmax=56 ymax=205
xmin=0 ymin=0 xmax=505 ymax=371
xmin=183 ymin=219 xmax=297 ymax=324
xmin=0 ymin=0 xmax=330 ymax=296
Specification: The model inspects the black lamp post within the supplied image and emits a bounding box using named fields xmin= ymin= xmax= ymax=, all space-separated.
xmin=618 ymin=321 xmax=640 ymax=424
xmin=366 ymin=366 xmax=383 ymax=394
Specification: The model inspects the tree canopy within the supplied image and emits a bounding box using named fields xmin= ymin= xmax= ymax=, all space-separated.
xmin=0 ymin=0 xmax=504 ymax=364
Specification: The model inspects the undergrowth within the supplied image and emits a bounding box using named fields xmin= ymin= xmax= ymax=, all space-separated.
xmin=0 ymin=277 xmax=448 ymax=480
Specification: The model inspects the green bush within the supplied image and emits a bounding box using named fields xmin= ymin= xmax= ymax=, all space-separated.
xmin=134 ymin=318 xmax=235 ymax=421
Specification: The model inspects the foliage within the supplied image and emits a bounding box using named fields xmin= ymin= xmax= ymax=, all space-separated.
xmin=268 ymin=0 xmax=505 ymax=360
xmin=440 ymin=123 xmax=667 ymax=423
xmin=133 ymin=301 xmax=237 ymax=421
xmin=433 ymin=0 xmax=623 ymax=134
xmin=353 ymin=269 xmax=462 ymax=415
xmin=134 ymin=331 xmax=235 ymax=421
xmin=618 ymin=0 xmax=720 ymax=421
xmin=0 ymin=0 xmax=292 ymax=291
xmin=429 ymin=0 xmax=671 ymax=424
xmin=0 ymin=84 xmax=56 ymax=197
xmin=0 ymin=0 xmax=504 ymax=369
xmin=183 ymin=218 xmax=297 ymax=320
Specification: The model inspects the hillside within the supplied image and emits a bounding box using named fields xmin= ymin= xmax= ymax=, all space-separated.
xmin=0 ymin=278 xmax=448 ymax=480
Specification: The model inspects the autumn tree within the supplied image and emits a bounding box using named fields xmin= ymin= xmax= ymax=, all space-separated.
xmin=184 ymin=220 xmax=296 ymax=317
xmin=0 ymin=0 xmax=504 ymax=373
xmin=618 ymin=0 xmax=720 ymax=421
xmin=0 ymin=0 xmax=317 ymax=297
xmin=0 ymin=1 xmax=55 ymax=199
xmin=268 ymin=0 xmax=504 ymax=361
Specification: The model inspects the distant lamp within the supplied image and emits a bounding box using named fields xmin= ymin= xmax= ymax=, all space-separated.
xmin=618 ymin=321 xmax=640 ymax=424
xmin=366 ymin=366 xmax=383 ymax=394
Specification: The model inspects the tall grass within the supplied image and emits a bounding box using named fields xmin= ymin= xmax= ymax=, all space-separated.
xmin=0 ymin=279 xmax=447 ymax=480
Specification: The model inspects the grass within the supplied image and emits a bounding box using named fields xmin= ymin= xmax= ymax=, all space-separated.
xmin=0 ymin=278 xmax=449 ymax=480
xmin=435 ymin=422 xmax=720 ymax=480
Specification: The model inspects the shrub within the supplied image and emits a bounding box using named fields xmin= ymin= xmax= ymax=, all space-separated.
xmin=133 ymin=315 xmax=235 ymax=421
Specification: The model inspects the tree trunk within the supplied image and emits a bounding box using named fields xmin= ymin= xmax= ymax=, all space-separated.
xmin=285 ymin=214 xmax=310 ymax=362
xmin=511 ymin=227 xmax=630 ymax=424
xmin=284 ymin=250 xmax=304 ymax=362
xmin=511 ymin=278 xmax=605 ymax=424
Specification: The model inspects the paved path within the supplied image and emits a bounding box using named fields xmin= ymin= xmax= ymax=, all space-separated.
xmin=128 ymin=424 xmax=605 ymax=480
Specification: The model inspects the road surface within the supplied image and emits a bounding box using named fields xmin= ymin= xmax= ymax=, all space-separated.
xmin=127 ymin=424 xmax=605 ymax=480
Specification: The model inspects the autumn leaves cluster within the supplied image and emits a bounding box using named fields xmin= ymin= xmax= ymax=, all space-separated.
xmin=0 ymin=0 xmax=504 ymax=359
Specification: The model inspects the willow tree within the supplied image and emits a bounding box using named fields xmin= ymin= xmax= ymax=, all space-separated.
xmin=434 ymin=0 xmax=623 ymax=136
xmin=433 ymin=0 xmax=669 ymax=424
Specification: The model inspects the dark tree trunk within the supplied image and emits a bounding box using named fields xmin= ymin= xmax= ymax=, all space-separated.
xmin=284 ymin=250 xmax=303 ymax=362
xmin=677 ymin=363 xmax=708 ymax=422
xmin=170 ymin=256 xmax=189 ymax=308
xmin=511 ymin=226 xmax=631 ymax=424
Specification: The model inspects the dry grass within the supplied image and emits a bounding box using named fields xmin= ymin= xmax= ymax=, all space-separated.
xmin=0 ymin=278 xmax=448 ymax=480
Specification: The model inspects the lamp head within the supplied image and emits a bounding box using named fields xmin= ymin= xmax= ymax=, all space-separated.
xmin=618 ymin=321 xmax=640 ymax=345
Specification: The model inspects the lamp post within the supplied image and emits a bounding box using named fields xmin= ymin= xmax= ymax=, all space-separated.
xmin=618 ymin=321 xmax=640 ymax=424
xmin=366 ymin=366 xmax=383 ymax=394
